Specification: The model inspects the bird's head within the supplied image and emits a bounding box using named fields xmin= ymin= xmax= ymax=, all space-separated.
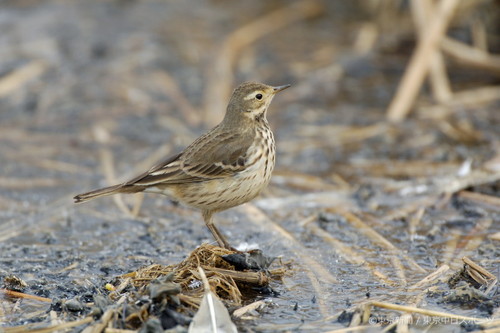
xmin=224 ymin=82 xmax=290 ymax=124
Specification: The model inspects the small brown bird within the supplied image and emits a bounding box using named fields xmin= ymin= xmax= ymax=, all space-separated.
xmin=74 ymin=82 xmax=290 ymax=249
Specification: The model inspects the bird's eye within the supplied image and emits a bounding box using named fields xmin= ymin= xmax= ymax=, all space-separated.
xmin=255 ymin=93 xmax=263 ymax=100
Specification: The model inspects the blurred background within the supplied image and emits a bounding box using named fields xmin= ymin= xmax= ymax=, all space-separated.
xmin=1 ymin=0 xmax=499 ymax=331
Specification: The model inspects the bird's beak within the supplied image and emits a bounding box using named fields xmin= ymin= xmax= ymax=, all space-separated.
xmin=272 ymin=84 xmax=291 ymax=94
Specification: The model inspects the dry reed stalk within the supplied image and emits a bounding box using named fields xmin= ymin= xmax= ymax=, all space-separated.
xmin=353 ymin=23 xmax=378 ymax=54
xmin=203 ymin=267 xmax=269 ymax=286
xmin=382 ymin=291 xmax=429 ymax=333
xmin=271 ymin=170 xmax=341 ymax=191
xmin=409 ymin=265 xmax=450 ymax=290
xmin=390 ymin=256 xmax=407 ymax=286
xmin=0 ymin=289 xmax=52 ymax=303
xmin=410 ymin=0 xmax=452 ymax=104
xmin=150 ymin=71 xmax=200 ymax=127
xmin=440 ymin=228 xmax=462 ymax=267
xmin=438 ymin=118 xmax=484 ymax=144
xmin=1 ymin=149 xmax=92 ymax=174
xmin=394 ymin=313 xmax=412 ymax=333
xmin=338 ymin=160 xmax=460 ymax=178
xmin=418 ymin=86 xmax=500 ymax=119
xmin=462 ymin=256 xmax=498 ymax=294
xmin=19 ymin=310 xmax=52 ymax=322
xmin=92 ymin=126 xmax=133 ymax=216
xmin=450 ymin=218 xmax=493 ymax=269
xmin=55 ymin=262 xmax=79 ymax=274
xmin=0 ymin=177 xmax=65 ymax=189
xmin=254 ymin=191 xmax=353 ymax=211
xmin=434 ymin=169 xmax=500 ymax=196
xmin=470 ymin=15 xmax=488 ymax=51
xmin=130 ymin=193 xmax=144 ymax=217
xmin=87 ymin=308 xmax=116 ymax=333
xmin=387 ymin=0 xmax=460 ymax=121
xmin=441 ymin=37 xmax=500 ymax=74
xmin=408 ymin=207 xmax=425 ymax=242
xmin=49 ymin=310 xmax=60 ymax=327
xmin=303 ymin=218 xmax=397 ymax=286
xmin=30 ymin=158 xmax=92 ymax=174
xmin=122 ymin=144 xmax=173 ymax=180
xmin=242 ymin=204 xmax=337 ymax=284
xmin=114 ymin=278 xmax=131 ymax=295
xmin=302 ymin=267 xmax=331 ymax=318
xmin=241 ymin=204 xmax=337 ymax=318
xmin=351 ymin=304 xmax=371 ymax=327
xmin=457 ymin=190 xmax=500 ymax=212
xmin=189 ymin=267 xmax=242 ymax=305
xmin=177 ymin=293 xmax=201 ymax=308
xmin=4 ymin=317 xmax=93 ymax=333
xmin=369 ymin=300 xmax=483 ymax=322
xmin=0 ymin=60 xmax=48 ymax=97
xmin=203 ymin=0 xmax=323 ymax=125
xmin=291 ymin=124 xmax=389 ymax=152
xmin=383 ymin=196 xmax=439 ymax=221
xmin=0 ymin=128 xmax=83 ymax=144
xmin=481 ymin=318 xmax=500 ymax=329
xmin=329 ymin=209 xmax=426 ymax=274
xmin=232 ymin=300 xmax=266 ymax=318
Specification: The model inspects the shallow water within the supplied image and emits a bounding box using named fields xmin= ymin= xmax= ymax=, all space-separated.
xmin=1 ymin=1 xmax=499 ymax=332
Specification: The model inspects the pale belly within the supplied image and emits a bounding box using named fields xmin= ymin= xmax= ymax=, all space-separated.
xmin=175 ymin=156 xmax=274 ymax=211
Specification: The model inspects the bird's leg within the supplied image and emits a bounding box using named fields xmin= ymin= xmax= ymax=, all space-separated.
xmin=202 ymin=210 xmax=232 ymax=250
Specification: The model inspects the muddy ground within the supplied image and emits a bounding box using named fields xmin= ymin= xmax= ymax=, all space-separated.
xmin=0 ymin=0 xmax=499 ymax=332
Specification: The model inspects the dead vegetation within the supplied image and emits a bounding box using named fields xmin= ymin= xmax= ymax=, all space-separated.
xmin=0 ymin=0 xmax=499 ymax=332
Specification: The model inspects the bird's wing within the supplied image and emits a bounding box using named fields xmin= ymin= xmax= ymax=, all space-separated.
xmin=126 ymin=129 xmax=254 ymax=186
xmin=123 ymin=152 xmax=185 ymax=186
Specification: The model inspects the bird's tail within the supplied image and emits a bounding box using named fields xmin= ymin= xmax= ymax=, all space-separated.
xmin=73 ymin=184 xmax=124 ymax=203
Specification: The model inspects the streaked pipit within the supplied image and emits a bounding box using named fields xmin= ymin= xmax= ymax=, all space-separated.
xmin=74 ymin=82 xmax=290 ymax=249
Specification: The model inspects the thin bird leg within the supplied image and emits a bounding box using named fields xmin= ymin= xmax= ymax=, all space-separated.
xmin=202 ymin=210 xmax=232 ymax=249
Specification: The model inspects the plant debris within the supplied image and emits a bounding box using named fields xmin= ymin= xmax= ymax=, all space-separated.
xmin=1 ymin=0 xmax=499 ymax=332
xmin=55 ymin=244 xmax=286 ymax=331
